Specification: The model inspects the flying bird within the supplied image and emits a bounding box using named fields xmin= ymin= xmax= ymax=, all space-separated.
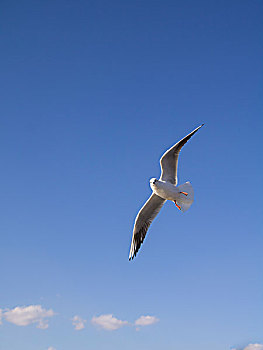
xmin=129 ymin=124 xmax=204 ymax=260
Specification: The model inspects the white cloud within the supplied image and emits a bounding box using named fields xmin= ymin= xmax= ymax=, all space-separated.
xmin=232 ymin=344 xmax=263 ymax=350
xmin=244 ymin=345 xmax=263 ymax=350
xmin=72 ymin=315 xmax=86 ymax=330
xmin=134 ymin=315 xmax=159 ymax=327
xmin=0 ymin=309 xmax=2 ymax=325
xmin=4 ymin=305 xmax=55 ymax=329
xmin=47 ymin=347 xmax=56 ymax=350
xmin=91 ymin=314 xmax=128 ymax=331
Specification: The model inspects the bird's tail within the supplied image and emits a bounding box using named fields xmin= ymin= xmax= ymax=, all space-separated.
xmin=176 ymin=182 xmax=194 ymax=212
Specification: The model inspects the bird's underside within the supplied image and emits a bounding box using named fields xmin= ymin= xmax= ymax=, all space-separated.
xmin=129 ymin=124 xmax=204 ymax=260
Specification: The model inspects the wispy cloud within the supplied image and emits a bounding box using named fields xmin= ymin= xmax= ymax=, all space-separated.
xmin=91 ymin=314 xmax=128 ymax=331
xmin=1 ymin=306 xmax=159 ymax=333
xmin=244 ymin=345 xmax=263 ymax=350
xmin=47 ymin=347 xmax=56 ymax=350
xmin=3 ymin=305 xmax=55 ymax=329
xmin=72 ymin=315 xmax=86 ymax=330
xmin=232 ymin=344 xmax=263 ymax=350
xmin=134 ymin=315 xmax=159 ymax=327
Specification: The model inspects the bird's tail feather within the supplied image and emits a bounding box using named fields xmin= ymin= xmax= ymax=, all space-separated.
xmin=176 ymin=182 xmax=194 ymax=212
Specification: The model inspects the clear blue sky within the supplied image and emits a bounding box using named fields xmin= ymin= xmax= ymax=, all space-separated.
xmin=0 ymin=1 xmax=262 ymax=349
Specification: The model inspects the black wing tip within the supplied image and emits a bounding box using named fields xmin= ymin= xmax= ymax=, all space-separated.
xmin=129 ymin=224 xmax=149 ymax=261
xmin=198 ymin=123 xmax=204 ymax=129
xmin=192 ymin=123 xmax=204 ymax=134
xmin=129 ymin=252 xmax=136 ymax=261
xmin=128 ymin=245 xmax=136 ymax=261
xmin=129 ymin=239 xmax=143 ymax=260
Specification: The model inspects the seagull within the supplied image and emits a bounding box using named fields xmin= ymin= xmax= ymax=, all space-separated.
xmin=129 ymin=124 xmax=204 ymax=260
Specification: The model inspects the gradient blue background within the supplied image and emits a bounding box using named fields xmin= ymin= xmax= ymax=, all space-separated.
xmin=0 ymin=1 xmax=262 ymax=349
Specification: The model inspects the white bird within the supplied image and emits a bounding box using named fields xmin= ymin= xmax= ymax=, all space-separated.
xmin=129 ymin=124 xmax=204 ymax=260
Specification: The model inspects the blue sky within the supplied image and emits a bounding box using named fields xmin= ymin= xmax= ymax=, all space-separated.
xmin=0 ymin=0 xmax=262 ymax=349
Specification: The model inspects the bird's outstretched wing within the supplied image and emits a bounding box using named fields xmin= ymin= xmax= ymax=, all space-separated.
xmin=160 ymin=124 xmax=204 ymax=185
xmin=129 ymin=194 xmax=166 ymax=260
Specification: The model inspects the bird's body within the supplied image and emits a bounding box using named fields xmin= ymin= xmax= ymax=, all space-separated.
xmin=129 ymin=124 xmax=204 ymax=260
xmin=150 ymin=178 xmax=182 ymax=201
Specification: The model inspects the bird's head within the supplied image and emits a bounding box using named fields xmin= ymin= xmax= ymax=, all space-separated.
xmin=150 ymin=178 xmax=158 ymax=187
